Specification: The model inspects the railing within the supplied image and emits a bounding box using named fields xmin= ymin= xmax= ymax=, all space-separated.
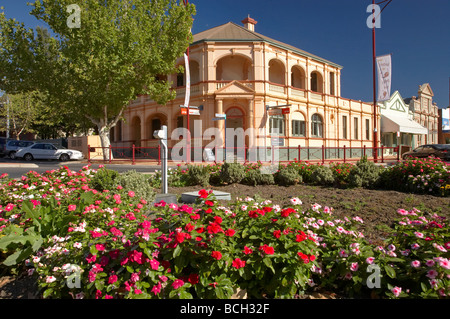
xmin=87 ymin=144 xmax=400 ymax=165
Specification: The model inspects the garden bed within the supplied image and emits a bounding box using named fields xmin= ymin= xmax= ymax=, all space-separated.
xmin=169 ymin=183 xmax=450 ymax=245
xmin=1 ymin=182 xmax=449 ymax=299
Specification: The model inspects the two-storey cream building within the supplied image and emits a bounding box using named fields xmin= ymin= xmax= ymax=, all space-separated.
xmin=114 ymin=17 xmax=379 ymax=160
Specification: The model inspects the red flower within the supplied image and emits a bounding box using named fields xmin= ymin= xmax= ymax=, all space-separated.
xmin=175 ymin=232 xmax=188 ymax=244
xmin=296 ymin=231 xmax=307 ymax=242
xmin=207 ymin=222 xmax=222 ymax=234
xmin=248 ymin=210 xmax=259 ymax=218
xmin=211 ymin=251 xmax=222 ymax=260
xmin=263 ymin=206 xmax=273 ymax=213
xmin=213 ymin=216 xmax=223 ymax=224
xmin=273 ymin=230 xmax=281 ymax=239
xmin=199 ymin=189 xmax=208 ymax=199
xmin=185 ymin=223 xmax=195 ymax=232
xmin=298 ymin=252 xmax=310 ymax=264
xmin=232 ymin=258 xmax=246 ymax=269
xmin=188 ymin=273 xmax=199 ymax=285
xmin=260 ymin=244 xmax=275 ymax=255
xmin=225 ymin=229 xmax=236 ymax=236
xmin=205 ymin=200 xmax=214 ymax=206
xmin=243 ymin=246 xmax=253 ymax=255
xmin=280 ymin=208 xmax=295 ymax=217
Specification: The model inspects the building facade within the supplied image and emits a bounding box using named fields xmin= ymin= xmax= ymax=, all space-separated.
xmin=379 ymin=91 xmax=427 ymax=155
xmin=115 ymin=17 xmax=379 ymax=160
xmin=404 ymin=83 xmax=439 ymax=146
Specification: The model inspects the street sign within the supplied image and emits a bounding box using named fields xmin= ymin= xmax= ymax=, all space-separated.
xmin=181 ymin=108 xmax=200 ymax=115
xmin=268 ymin=109 xmax=282 ymax=116
xmin=282 ymin=108 xmax=290 ymax=115
xmin=215 ymin=113 xmax=226 ymax=118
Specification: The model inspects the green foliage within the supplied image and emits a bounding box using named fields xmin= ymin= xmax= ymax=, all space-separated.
xmin=242 ymin=168 xmax=275 ymax=186
xmin=116 ymin=170 xmax=155 ymax=204
xmin=348 ymin=156 xmax=382 ymax=188
xmin=187 ymin=164 xmax=210 ymax=187
xmin=275 ymin=165 xmax=302 ymax=186
xmin=219 ymin=162 xmax=246 ymax=184
xmin=310 ymin=165 xmax=335 ymax=186
xmin=1 ymin=0 xmax=196 ymax=158
xmin=88 ymin=167 xmax=119 ymax=191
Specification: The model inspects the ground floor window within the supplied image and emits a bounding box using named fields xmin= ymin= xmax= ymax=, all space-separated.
xmin=292 ymin=119 xmax=305 ymax=137
xmin=311 ymin=114 xmax=323 ymax=138
xmin=270 ymin=115 xmax=285 ymax=135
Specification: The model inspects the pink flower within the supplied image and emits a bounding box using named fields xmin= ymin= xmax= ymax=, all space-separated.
xmin=128 ymin=191 xmax=135 ymax=197
xmin=172 ymin=279 xmax=184 ymax=289
xmin=426 ymin=269 xmax=438 ymax=279
xmin=391 ymin=286 xmax=402 ymax=297
xmin=108 ymin=275 xmax=118 ymax=284
xmin=350 ymin=262 xmax=359 ymax=272
xmin=46 ymin=276 xmax=56 ymax=283
xmin=439 ymin=258 xmax=450 ymax=270
xmin=151 ymin=282 xmax=161 ymax=296
xmin=68 ymin=204 xmax=76 ymax=212
xmin=150 ymin=258 xmax=160 ymax=270
xmin=411 ymin=260 xmax=421 ymax=268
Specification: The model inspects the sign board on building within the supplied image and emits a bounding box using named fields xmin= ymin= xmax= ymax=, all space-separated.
xmin=268 ymin=109 xmax=282 ymax=116
xmin=271 ymin=137 xmax=284 ymax=146
xmin=282 ymin=108 xmax=290 ymax=115
xmin=181 ymin=108 xmax=200 ymax=116
xmin=442 ymin=108 xmax=450 ymax=133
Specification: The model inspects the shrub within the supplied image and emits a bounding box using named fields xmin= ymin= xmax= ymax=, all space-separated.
xmin=378 ymin=157 xmax=450 ymax=195
xmin=310 ymin=165 xmax=335 ymax=186
xmin=88 ymin=167 xmax=119 ymax=191
xmin=219 ymin=162 xmax=246 ymax=184
xmin=348 ymin=157 xmax=382 ymax=188
xmin=242 ymin=168 xmax=274 ymax=186
xmin=330 ymin=162 xmax=354 ymax=187
xmin=116 ymin=170 xmax=156 ymax=204
xmin=187 ymin=164 xmax=210 ymax=187
xmin=275 ymin=165 xmax=302 ymax=186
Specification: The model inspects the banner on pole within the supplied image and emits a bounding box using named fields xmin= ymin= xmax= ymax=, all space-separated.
xmin=376 ymin=54 xmax=392 ymax=101
xmin=184 ymin=53 xmax=190 ymax=108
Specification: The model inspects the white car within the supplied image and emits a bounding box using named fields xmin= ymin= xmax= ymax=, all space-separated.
xmin=15 ymin=143 xmax=84 ymax=161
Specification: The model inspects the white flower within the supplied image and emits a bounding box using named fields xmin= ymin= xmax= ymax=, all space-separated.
xmin=46 ymin=276 xmax=57 ymax=283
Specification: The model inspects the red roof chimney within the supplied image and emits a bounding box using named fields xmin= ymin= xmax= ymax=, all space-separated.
xmin=242 ymin=16 xmax=257 ymax=32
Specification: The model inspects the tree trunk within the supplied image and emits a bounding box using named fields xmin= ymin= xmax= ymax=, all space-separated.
xmin=98 ymin=124 xmax=113 ymax=161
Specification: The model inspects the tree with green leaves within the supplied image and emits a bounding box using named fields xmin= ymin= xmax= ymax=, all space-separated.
xmin=0 ymin=0 xmax=195 ymax=159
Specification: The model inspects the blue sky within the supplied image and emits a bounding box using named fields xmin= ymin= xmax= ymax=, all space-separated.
xmin=1 ymin=0 xmax=449 ymax=108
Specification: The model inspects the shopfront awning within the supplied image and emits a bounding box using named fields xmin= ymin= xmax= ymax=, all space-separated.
xmin=381 ymin=114 xmax=428 ymax=135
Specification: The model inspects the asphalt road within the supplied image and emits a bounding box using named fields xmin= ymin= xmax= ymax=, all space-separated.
xmin=0 ymin=157 xmax=164 ymax=179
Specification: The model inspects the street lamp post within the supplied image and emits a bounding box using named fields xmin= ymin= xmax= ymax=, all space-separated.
xmin=371 ymin=0 xmax=392 ymax=163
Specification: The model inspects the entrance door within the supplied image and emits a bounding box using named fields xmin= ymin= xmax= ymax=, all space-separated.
xmin=225 ymin=107 xmax=245 ymax=161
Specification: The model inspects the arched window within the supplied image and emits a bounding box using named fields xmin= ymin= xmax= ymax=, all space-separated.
xmin=291 ymin=66 xmax=306 ymax=89
xmin=310 ymin=71 xmax=323 ymax=93
xmin=151 ymin=118 xmax=162 ymax=138
xmin=311 ymin=114 xmax=323 ymax=138
xmin=268 ymin=59 xmax=285 ymax=85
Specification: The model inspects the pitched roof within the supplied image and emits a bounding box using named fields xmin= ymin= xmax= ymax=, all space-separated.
xmin=191 ymin=22 xmax=342 ymax=69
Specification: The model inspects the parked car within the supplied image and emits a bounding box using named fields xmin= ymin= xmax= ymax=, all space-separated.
xmin=5 ymin=140 xmax=35 ymax=159
xmin=14 ymin=143 xmax=84 ymax=161
xmin=402 ymin=144 xmax=450 ymax=161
